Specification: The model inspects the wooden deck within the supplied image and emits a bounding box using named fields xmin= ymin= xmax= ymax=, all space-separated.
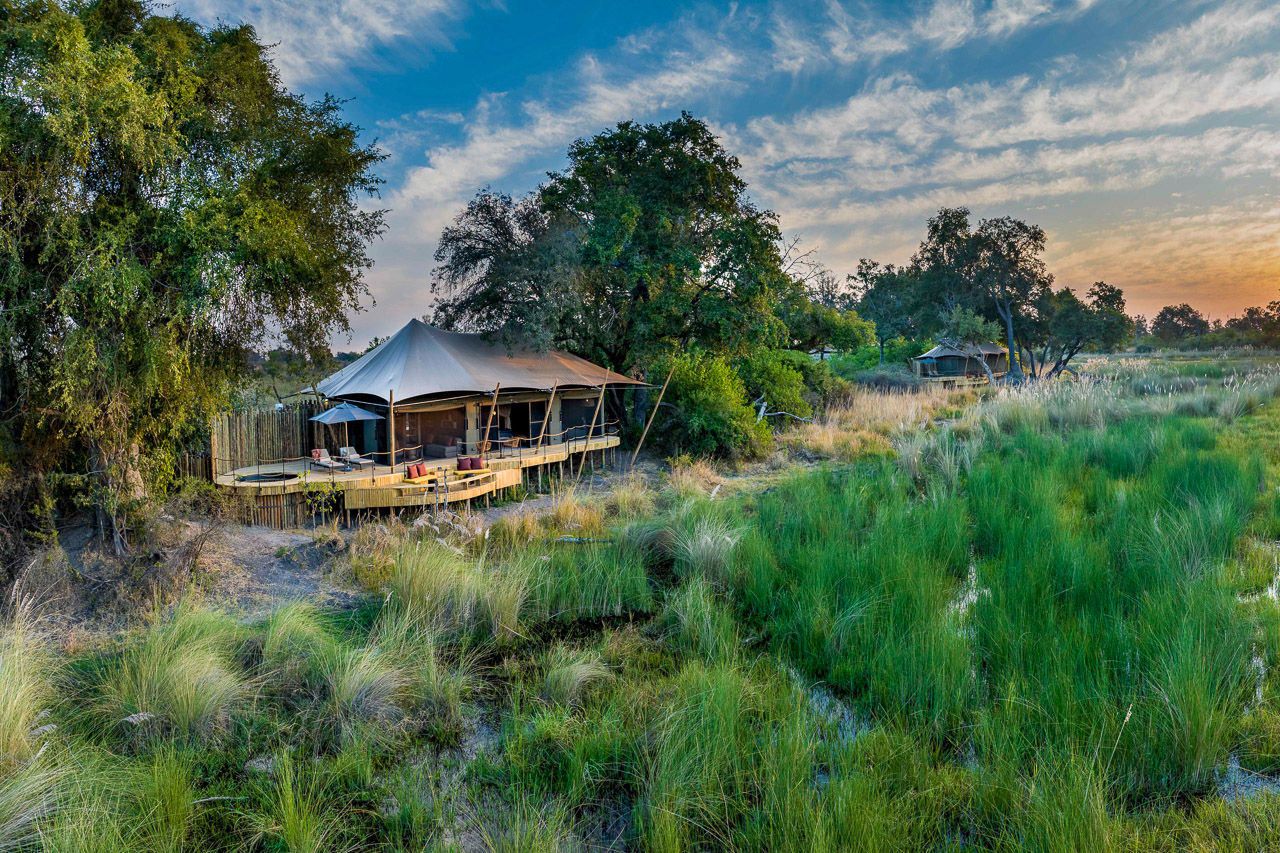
xmin=215 ymin=435 xmax=621 ymax=526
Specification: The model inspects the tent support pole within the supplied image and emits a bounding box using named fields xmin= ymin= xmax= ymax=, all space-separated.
xmin=630 ymin=364 xmax=675 ymax=470
xmin=388 ymin=390 xmax=396 ymax=474
xmin=481 ymin=383 xmax=501 ymax=459
xmin=535 ymin=381 xmax=558 ymax=456
xmin=576 ymin=379 xmax=608 ymax=485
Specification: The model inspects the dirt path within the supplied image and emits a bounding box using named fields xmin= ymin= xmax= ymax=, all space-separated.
xmin=202 ymin=525 xmax=363 ymax=618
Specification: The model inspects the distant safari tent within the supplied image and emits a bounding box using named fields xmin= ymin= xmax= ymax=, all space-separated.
xmin=910 ymin=342 xmax=1008 ymax=385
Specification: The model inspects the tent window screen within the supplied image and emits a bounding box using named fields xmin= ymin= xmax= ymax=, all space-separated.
xmin=562 ymin=397 xmax=600 ymax=440
xmin=398 ymin=408 xmax=464 ymax=450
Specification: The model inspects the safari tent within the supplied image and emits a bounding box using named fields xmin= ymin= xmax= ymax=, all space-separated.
xmin=910 ymin=342 xmax=1008 ymax=383
xmin=312 ymin=318 xmax=645 ymax=462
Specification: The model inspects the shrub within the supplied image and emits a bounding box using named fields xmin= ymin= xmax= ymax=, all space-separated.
xmin=738 ymin=349 xmax=812 ymax=420
xmin=650 ymin=352 xmax=771 ymax=460
xmin=830 ymin=339 xmax=931 ymax=375
xmin=853 ymin=365 xmax=924 ymax=391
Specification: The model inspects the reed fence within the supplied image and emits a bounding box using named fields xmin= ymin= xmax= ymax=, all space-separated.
xmin=210 ymin=402 xmax=327 ymax=477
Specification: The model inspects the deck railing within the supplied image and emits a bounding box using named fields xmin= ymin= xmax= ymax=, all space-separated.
xmin=216 ymin=419 xmax=622 ymax=486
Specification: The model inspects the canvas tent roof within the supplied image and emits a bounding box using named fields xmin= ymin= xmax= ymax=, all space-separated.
xmin=912 ymin=342 xmax=1007 ymax=361
xmin=314 ymin=319 xmax=645 ymax=406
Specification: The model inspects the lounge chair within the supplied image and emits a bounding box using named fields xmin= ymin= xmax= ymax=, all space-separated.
xmin=311 ymin=449 xmax=344 ymax=471
xmin=339 ymin=446 xmax=374 ymax=469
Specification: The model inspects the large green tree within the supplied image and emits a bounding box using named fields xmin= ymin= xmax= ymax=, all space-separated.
xmin=0 ymin=0 xmax=385 ymax=551
xmin=910 ymin=207 xmax=1054 ymax=380
xmin=1023 ymin=282 xmax=1132 ymax=378
xmin=1151 ymin=303 xmax=1210 ymax=342
xmin=432 ymin=113 xmax=829 ymax=374
xmin=849 ymin=259 xmax=921 ymax=365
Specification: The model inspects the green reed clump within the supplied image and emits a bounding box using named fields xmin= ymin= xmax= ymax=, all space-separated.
xmin=97 ymin=603 xmax=247 ymax=745
xmin=528 ymin=540 xmax=654 ymax=622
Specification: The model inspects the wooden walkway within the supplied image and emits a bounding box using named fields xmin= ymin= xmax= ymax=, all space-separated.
xmin=215 ymin=435 xmax=621 ymax=527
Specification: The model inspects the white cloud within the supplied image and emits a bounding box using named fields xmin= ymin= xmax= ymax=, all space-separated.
xmin=1130 ymin=0 xmax=1280 ymax=68
xmin=914 ymin=0 xmax=977 ymax=48
xmin=176 ymin=0 xmax=464 ymax=87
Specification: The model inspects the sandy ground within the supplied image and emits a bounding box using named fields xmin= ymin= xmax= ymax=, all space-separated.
xmin=200 ymin=524 xmax=363 ymax=617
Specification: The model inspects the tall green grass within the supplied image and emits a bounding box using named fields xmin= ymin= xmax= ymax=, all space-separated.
xmin=97 ymin=603 xmax=247 ymax=744
xmin=22 ymin=361 xmax=1280 ymax=852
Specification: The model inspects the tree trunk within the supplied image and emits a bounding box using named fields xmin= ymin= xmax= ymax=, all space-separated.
xmin=1000 ymin=305 xmax=1022 ymax=380
xmin=91 ymin=440 xmax=146 ymax=557
xmin=1021 ymin=345 xmax=1037 ymax=379
xmin=878 ymin=339 xmax=886 ymax=365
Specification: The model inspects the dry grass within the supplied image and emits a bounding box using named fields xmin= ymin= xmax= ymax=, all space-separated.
xmin=665 ymin=458 xmax=723 ymax=498
xmin=789 ymin=386 xmax=960 ymax=461
xmin=545 ymin=487 xmax=606 ymax=537
xmin=487 ymin=510 xmax=542 ymax=551
xmin=346 ymin=523 xmax=403 ymax=591
xmin=604 ymin=474 xmax=657 ymax=519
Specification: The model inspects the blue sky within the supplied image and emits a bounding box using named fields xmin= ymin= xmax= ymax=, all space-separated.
xmin=178 ymin=0 xmax=1280 ymax=348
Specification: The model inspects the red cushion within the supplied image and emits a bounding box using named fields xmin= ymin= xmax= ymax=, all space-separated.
xmin=414 ymin=464 xmax=426 ymax=479
xmin=474 ymin=457 xmax=485 ymax=469
xmin=311 ymin=449 xmax=322 ymax=460
xmin=458 ymin=457 xmax=472 ymax=471
xmin=444 ymin=435 xmax=455 ymax=447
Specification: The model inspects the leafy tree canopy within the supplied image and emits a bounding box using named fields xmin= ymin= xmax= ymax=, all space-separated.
xmin=1151 ymin=303 xmax=1210 ymax=342
xmin=1021 ymin=282 xmax=1132 ymax=378
xmin=850 ymin=259 xmax=923 ymax=364
xmin=431 ymin=113 xmax=863 ymax=374
xmin=0 ymin=0 xmax=385 ymax=549
xmin=858 ymin=207 xmax=1125 ymax=379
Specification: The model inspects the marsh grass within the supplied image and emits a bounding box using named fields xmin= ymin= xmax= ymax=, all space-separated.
xmin=131 ymin=746 xmax=197 ymax=853
xmin=97 ymin=603 xmax=247 ymax=744
xmin=0 ymin=603 xmax=55 ymax=770
xmin=664 ymin=456 xmax=722 ymax=499
xmin=346 ymin=522 xmax=403 ymax=590
xmin=603 ymin=473 xmax=657 ymax=519
xmin=26 ymin=360 xmax=1280 ymax=852
xmin=659 ymin=578 xmax=742 ymax=664
xmin=540 ymin=645 xmax=611 ymax=709
xmin=249 ymin=753 xmax=349 ymax=853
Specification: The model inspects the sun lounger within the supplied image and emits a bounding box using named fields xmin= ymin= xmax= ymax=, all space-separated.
xmin=311 ymin=449 xmax=344 ymax=471
xmin=339 ymin=446 xmax=374 ymax=469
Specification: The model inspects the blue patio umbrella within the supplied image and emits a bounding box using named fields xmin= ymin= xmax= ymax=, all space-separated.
xmin=310 ymin=403 xmax=384 ymax=455
xmin=309 ymin=402 xmax=384 ymax=425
